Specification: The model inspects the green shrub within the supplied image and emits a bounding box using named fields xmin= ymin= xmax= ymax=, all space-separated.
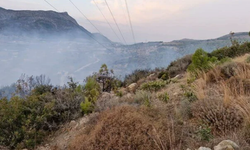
xmin=218 ymin=57 xmax=231 ymax=65
xmin=184 ymin=91 xmax=197 ymax=102
xmin=188 ymin=49 xmax=213 ymax=74
xmin=198 ymin=125 xmax=213 ymax=141
xmin=180 ymin=84 xmax=197 ymax=102
xmin=158 ymin=71 xmax=169 ymax=80
xmin=84 ymin=76 xmax=100 ymax=102
xmin=80 ymin=98 xmax=93 ymax=114
xmin=157 ymin=92 xmax=169 ymax=103
xmin=210 ymin=42 xmax=250 ymax=60
xmin=134 ymin=90 xmax=152 ymax=107
xmin=246 ymin=56 xmax=250 ymax=63
xmin=0 ymin=78 xmax=86 ymax=149
xmin=140 ymin=80 xmax=166 ymax=92
xmin=115 ymin=91 xmax=123 ymax=97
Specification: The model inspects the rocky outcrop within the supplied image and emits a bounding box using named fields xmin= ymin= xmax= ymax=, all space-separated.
xmin=214 ymin=140 xmax=239 ymax=150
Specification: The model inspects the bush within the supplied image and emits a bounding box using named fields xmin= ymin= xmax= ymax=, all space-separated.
xmin=197 ymin=125 xmax=213 ymax=141
xmin=84 ymin=76 xmax=100 ymax=103
xmin=210 ymin=42 xmax=250 ymax=60
xmin=246 ymin=56 xmax=250 ymax=63
xmin=69 ymin=106 xmax=186 ymax=150
xmin=167 ymin=55 xmax=192 ymax=77
xmin=124 ymin=69 xmax=151 ymax=86
xmin=157 ymin=92 xmax=169 ymax=103
xmin=188 ymin=48 xmax=213 ymax=75
xmin=140 ymin=80 xmax=166 ymax=92
xmin=158 ymin=71 xmax=169 ymax=80
xmin=134 ymin=90 xmax=152 ymax=107
xmin=80 ymin=98 xmax=93 ymax=114
xmin=158 ymin=55 xmax=192 ymax=79
xmin=0 ymin=79 xmax=86 ymax=149
xmin=192 ymin=99 xmax=244 ymax=135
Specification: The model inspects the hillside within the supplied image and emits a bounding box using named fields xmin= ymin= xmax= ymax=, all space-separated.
xmin=0 ymin=7 xmax=110 ymax=42
xmin=1 ymin=41 xmax=250 ymax=150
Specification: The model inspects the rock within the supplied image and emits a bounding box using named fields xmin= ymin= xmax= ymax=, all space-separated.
xmin=147 ymin=73 xmax=155 ymax=80
xmin=0 ymin=146 xmax=9 ymax=150
xmin=173 ymin=92 xmax=178 ymax=96
xmin=198 ymin=147 xmax=211 ymax=150
xmin=69 ymin=120 xmax=77 ymax=128
xmin=128 ymin=83 xmax=138 ymax=92
xmin=214 ymin=140 xmax=239 ymax=150
xmin=174 ymin=74 xmax=183 ymax=79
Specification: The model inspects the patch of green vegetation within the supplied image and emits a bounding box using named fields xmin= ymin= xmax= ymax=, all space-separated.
xmin=134 ymin=90 xmax=152 ymax=107
xmin=141 ymin=80 xmax=166 ymax=92
xmin=188 ymin=48 xmax=214 ymax=76
xmin=198 ymin=125 xmax=213 ymax=142
xmin=246 ymin=56 xmax=250 ymax=63
xmin=210 ymin=42 xmax=250 ymax=60
xmin=157 ymin=92 xmax=169 ymax=103
xmin=80 ymin=98 xmax=93 ymax=114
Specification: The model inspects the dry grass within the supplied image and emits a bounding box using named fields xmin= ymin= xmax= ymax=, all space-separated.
xmin=191 ymin=60 xmax=250 ymax=145
xmin=69 ymin=106 xmax=193 ymax=150
xmin=192 ymin=98 xmax=244 ymax=135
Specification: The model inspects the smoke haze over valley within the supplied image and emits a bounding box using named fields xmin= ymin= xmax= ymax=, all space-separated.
xmin=0 ymin=7 xmax=250 ymax=86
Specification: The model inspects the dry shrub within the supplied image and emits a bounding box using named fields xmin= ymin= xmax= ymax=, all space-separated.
xmin=167 ymin=55 xmax=192 ymax=78
xmin=205 ymin=62 xmax=250 ymax=84
xmin=226 ymin=77 xmax=250 ymax=97
xmin=69 ymin=106 xmax=187 ymax=150
xmin=192 ymin=98 xmax=244 ymax=135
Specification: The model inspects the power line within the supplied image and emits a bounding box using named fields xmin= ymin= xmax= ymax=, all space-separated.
xmin=125 ymin=0 xmax=136 ymax=44
xmin=104 ymin=0 xmax=127 ymax=45
xmin=44 ymin=0 xmax=59 ymax=11
xmin=43 ymin=0 xmax=109 ymax=50
xmin=92 ymin=0 xmax=123 ymax=44
xmin=68 ymin=0 xmax=104 ymax=37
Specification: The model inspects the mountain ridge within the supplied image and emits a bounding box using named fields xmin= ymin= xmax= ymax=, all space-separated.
xmin=0 ymin=7 xmax=111 ymax=43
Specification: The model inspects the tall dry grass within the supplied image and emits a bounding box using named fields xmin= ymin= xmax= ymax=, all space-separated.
xmin=192 ymin=62 xmax=250 ymax=140
xmin=69 ymin=106 xmax=193 ymax=150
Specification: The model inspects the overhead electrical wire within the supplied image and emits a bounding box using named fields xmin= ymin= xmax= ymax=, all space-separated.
xmin=43 ymin=0 xmax=109 ymax=50
xmin=68 ymin=0 xmax=105 ymax=36
xmin=44 ymin=0 xmax=59 ymax=11
xmin=104 ymin=0 xmax=127 ymax=45
xmin=124 ymin=0 xmax=136 ymax=44
xmin=92 ymin=0 xmax=123 ymax=44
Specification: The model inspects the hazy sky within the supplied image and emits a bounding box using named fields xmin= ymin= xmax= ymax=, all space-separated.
xmin=0 ymin=0 xmax=249 ymax=44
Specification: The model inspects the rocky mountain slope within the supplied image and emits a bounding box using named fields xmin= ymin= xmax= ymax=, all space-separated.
xmin=0 ymin=7 xmax=110 ymax=42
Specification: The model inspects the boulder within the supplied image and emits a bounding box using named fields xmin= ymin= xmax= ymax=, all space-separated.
xmin=128 ymin=83 xmax=138 ymax=92
xmin=214 ymin=140 xmax=239 ymax=150
xmin=198 ymin=147 xmax=211 ymax=150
